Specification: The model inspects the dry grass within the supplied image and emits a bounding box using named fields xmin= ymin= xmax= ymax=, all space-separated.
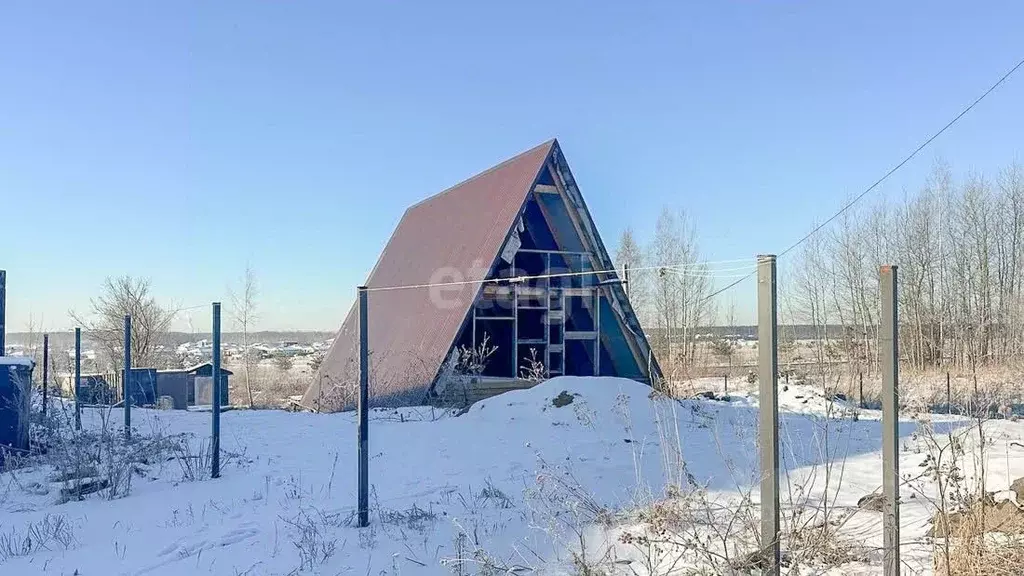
xmin=910 ymin=406 xmax=1024 ymax=575
xmin=28 ymin=402 xmax=179 ymax=502
xmin=0 ymin=514 xmax=77 ymax=561
xmin=279 ymin=506 xmax=351 ymax=571
xmin=225 ymin=363 xmax=311 ymax=409
xmin=671 ymin=364 xmax=1024 ymax=416
xmin=934 ymin=503 xmax=1024 ymax=575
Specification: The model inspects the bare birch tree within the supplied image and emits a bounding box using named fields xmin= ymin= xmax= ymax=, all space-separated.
xmin=614 ymin=227 xmax=650 ymax=327
xmin=230 ymin=264 xmax=259 ymax=408
xmin=648 ymin=208 xmax=713 ymax=373
xmin=788 ymin=159 xmax=1024 ymax=377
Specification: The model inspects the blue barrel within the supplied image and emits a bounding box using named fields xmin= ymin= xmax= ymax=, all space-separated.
xmin=0 ymin=358 xmax=34 ymax=460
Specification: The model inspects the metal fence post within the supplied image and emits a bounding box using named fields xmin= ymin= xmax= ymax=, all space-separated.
xmin=758 ymin=254 xmax=780 ymax=574
xmin=212 ymin=302 xmax=222 ymax=479
xmin=946 ymin=371 xmax=951 ymax=414
xmin=74 ymin=328 xmax=82 ymax=430
xmin=42 ymin=334 xmax=49 ymax=416
xmin=358 ymin=286 xmax=370 ymax=528
xmin=881 ymin=265 xmax=900 ymax=576
xmin=724 ymin=374 xmax=728 ymax=395
xmin=0 ymin=270 xmax=6 ymax=356
xmin=624 ymin=263 xmax=631 ymax=299
xmin=123 ymin=315 xmax=132 ymax=439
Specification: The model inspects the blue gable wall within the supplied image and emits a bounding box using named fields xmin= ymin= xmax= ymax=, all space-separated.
xmin=536 ymin=193 xmax=585 ymax=252
xmin=598 ymin=296 xmax=644 ymax=378
xmin=437 ymin=156 xmax=650 ymax=387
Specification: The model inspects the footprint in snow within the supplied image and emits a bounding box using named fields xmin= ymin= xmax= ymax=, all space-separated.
xmin=138 ymin=525 xmax=259 ymax=575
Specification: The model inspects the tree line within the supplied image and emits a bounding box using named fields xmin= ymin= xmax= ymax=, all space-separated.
xmin=614 ymin=161 xmax=1024 ymax=376
xmin=787 ymin=162 xmax=1024 ymax=373
xmin=614 ymin=208 xmax=717 ymax=373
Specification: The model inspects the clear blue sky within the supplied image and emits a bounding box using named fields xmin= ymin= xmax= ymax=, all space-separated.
xmin=2 ymin=1 xmax=1022 ymax=332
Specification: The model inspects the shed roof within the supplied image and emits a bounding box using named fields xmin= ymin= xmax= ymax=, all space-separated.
xmin=302 ymin=140 xmax=556 ymax=409
xmin=157 ymin=362 xmax=234 ymax=376
xmin=186 ymin=362 xmax=234 ymax=376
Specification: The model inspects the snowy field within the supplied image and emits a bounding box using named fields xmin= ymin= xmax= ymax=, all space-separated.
xmin=3 ymin=377 xmax=1024 ymax=575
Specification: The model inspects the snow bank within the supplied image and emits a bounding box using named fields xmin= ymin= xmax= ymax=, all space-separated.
xmin=1 ymin=376 xmax=1021 ymax=575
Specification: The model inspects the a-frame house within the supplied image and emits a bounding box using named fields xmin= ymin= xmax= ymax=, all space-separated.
xmin=302 ymin=139 xmax=661 ymax=410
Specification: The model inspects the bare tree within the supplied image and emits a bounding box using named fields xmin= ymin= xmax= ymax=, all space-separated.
xmin=70 ymin=276 xmax=175 ymax=371
xmin=648 ymin=208 xmax=713 ymax=373
xmin=230 ymin=264 xmax=259 ymax=408
xmin=787 ymin=158 xmax=1024 ymax=398
xmin=614 ymin=227 xmax=650 ymax=327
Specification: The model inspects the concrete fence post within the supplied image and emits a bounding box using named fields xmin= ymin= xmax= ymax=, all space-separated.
xmin=758 ymin=254 xmax=780 ymax=574
xmin=880 ymin=265 xmax=900 ymax=576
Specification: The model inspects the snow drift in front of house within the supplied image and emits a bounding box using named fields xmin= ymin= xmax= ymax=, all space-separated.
xmin=1 ymin=376 xmax=1022 ymax=575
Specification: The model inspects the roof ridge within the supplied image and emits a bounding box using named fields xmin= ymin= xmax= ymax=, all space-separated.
xmin=405 ymin=138 xmax=556 ymax=211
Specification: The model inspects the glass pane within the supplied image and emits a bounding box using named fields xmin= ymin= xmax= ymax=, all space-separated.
xmin=549 ymin=351 xmax=563 ymax=373
xmin=549 ymin=322 xmax=563 ymax=345
xmin=518 ymin=309 xmax=545 ymax=340
xmin=565 ymin=340 xmax=595 ymax=376
xmin=571 ymin=255 xmax=584 ymax=288
xmin=580 ymin=256 xmax=594 ymax=287
xmin=566 ymin=294 xmax=595 ymax=332
xmin=550 ymin=254 xmax=570 ymax=288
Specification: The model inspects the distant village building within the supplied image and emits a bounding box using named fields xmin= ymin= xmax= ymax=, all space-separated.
xmin=51 ymin=362 xmax=230 ymax=410
xmin=156 ymin=362 xmax=231 ymax=409
xmin=303 ymin=139 xmax=660 ymax=411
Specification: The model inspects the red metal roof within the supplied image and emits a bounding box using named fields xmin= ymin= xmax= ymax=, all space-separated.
xmin=303 ymin=140 xmax=556 ymax=409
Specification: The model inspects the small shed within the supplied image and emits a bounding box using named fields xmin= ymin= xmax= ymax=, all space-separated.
xmin=124 ymin=368 xmax=158 ymax=406
xmin=72 ymin=371 xmax=155 ymax=407
xmin=154 ymin=369 xmax=190 ymax=409
xmin=190 ymin=362 xmax=231 ymax=406
xmin=0 ymin=357 xmax=34 ymax=460
xmin=155 ymin=362 xmax=231 ymax=409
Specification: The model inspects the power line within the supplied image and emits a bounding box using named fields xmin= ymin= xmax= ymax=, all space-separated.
xmin=364 ymin=260 xmax=758 ymax=293
xmin=703 ymin=54 xmax=1024 ymax=303
xmin=703 ymin=269 xmax=758 ymax=302
xmin=777 ymin=55 xmax=1024 ymax=259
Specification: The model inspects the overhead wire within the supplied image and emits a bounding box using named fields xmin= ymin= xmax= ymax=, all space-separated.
xmin=776 ymin=55 xmax=1024 ymax=260
xmin=345 ymin=57 xmax=1024 ymax=301
xmin=363 ymin=259 xmax=758 ymax=293
xmin=662 ymin=263 xmax=758 ymax=274
xmin=701 ymin=54 xmax=1024 ymax=303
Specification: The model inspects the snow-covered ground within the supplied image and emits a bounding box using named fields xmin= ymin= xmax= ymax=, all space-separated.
xmin=3 ymin=377 xmax=1023 ymax=575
